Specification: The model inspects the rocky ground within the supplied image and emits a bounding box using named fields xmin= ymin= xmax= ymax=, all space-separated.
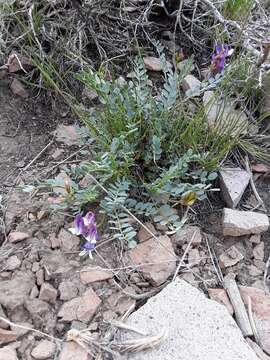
xmin=1 ymin=69 xmax=270 ymax=360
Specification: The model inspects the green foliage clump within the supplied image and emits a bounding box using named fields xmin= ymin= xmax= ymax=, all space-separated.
xmin=222 ymin=0 xmax=254 ymax=20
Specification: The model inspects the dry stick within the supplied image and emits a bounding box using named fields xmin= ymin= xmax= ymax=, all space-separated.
xmin=172 ymin=230 xmax=197 ymax=281
xmin=224 ymin=276 xmax=253 ymax=337
xmin=205 ymin=235 xmax=224 ymax=285
xmin=23 ymin=140 xmax=53 ymax=172
xmin=0 ymin=317 xmax=62 ymax=343
xmin=245 ymin=156 xmax=266 ymax=211
xmin=247 ymin=296 xmax=261 ymax=346
xmin=264 ymin=253 xmax=270 ymax=294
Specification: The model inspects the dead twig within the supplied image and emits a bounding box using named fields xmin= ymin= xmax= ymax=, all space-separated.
xmin=245 ymin=156 xmax=266 ymax=211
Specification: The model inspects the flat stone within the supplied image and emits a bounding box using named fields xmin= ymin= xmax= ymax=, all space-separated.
xmin=143 ymin=57 xmax=163 ymax=71
xmin=55 ymin=124 xmax=80 ymax=146
xmin=59 ymin=281 xmax=78 ymax=301
xmin=222 ymin=209 xmax=269 ymax=236
xmin=31 ymin=340 xmax=56 ymax=360
xmin=0 ymin=328 xmax=18 ymax=345
xmin=0 ymin=346 xmax=18 ymax=360
xmin=39 ymin=283 xmax=58 ymax=303
xmin=24 ymin=299 xmax=50 ymax=316
xmin=253 ymin=242 xmax=265 ymax=261
xmin=59 ymin=342 xmax=89 ymax=360
xmin=219 ymin=245 xmax=244 ymax=268
xmin=80 ymin=267 xmax=113 ymax=284
xmin=121 ymin=279 xmax=259 ymax=360
xmin=10 ymin=78 xmax=28 ymax=98
xmin=36 ymin=269 xmax=44 ymax=286
xmin=219 ymin=168 xmax=250 ymax=208
xmin=171 ymin=225 xmax=202 ymax=246
xmin=203 ymin=91 xmax=248 ymax=135
xmin=208 ymin=288 xmax=234 ymax=315
xmin=8 ymin=231 xmax=30 ymax=244
xmin=5 ymin=256 xmax=21 ymax=271
xmin=128 ymin=235 xmax=177 ymax=286
xmin=58 ymin=288 xmax=101 ymax=323
xmin=240 ymin=286 xmax=270 ymax=354
xmin=182 ymin=75 xmax=201 ymax=96
xmin=138 ymin=223 xmax=158 ymax=243
xmin=0 ymin=272 xmax=35 ymax=310
xmin=251 ymin=164 xmax=269 ymax=173
xmin=57 ymin=228 xmax=80 ymax=251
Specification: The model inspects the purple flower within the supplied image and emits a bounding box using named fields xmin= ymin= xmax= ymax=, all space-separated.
xmin=69 ymin=211 xmax=98 ymax=259
xmin=210 ymin=44 xmax=229 ymax=75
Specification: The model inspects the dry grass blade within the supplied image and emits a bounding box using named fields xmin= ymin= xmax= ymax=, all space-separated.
xmin=112 ymin=328 xmax=168 ymax=354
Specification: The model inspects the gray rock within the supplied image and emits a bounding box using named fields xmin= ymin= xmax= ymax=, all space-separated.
xmin=0 ymin=346 xmax=18 ymax=360
xmin=0 ymin=272 xmax=35 ymax=310
xmin=182 ymin=75 xmax=201 ymax=96
xmin=222 ymin=208 xmax=269 ymax=236
xmin=203 ymin=91 xmax=249 ymax=135
xmin=219 ymin=168 xmax=250 ymax=208
xmin=120 ymin=279 xmax=259 ymax=360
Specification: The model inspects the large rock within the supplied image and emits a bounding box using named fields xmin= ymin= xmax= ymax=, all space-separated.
xmin=240 ymin=286 xmax=270 ymax=354
xmin=182 ymin=75 xmax=201 ymax=96
xmin=31 ymin=340 xmax=56 ymax=360
xmin=219 ymin=168 xmax=250 ymax=208
xmin=0 ymin=346 xmax=18 ymax=360
xmin=59 ymin=342 xmax=89 ymax=360
xmin=222 ymin=208 xmax=269 ymax=236
xmin=128 ymin=235 xmax=177 ymax=286
xmin=58 ymin=288 xmax=101 ymax=323
xmin=120 ymin=280 xmax=259 ymax=360
xmin=0 ymin=272 xmax=35 ymax=310
xmin=80 ymin=267 xmax=113 ymax=284
xmin=203 ymin=91 xmax=249 ymax=134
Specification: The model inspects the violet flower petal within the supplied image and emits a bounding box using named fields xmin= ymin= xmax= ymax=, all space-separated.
xmin=83 ymin=211 xmax=95 ymax=226
xmin=72 ymin=214 xmax=85 ymax=235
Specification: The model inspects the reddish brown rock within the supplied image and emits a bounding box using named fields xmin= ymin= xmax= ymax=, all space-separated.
xmin=39 ymin=283 xmax=57 ymax=303
xmin=138 ymin=223 xmax=157 ymax=243
xmin=80 ymin=267 xmax=113 ymax=284
xmin=208 ymin=288 xmax=234 ymax=316
xmin=251 ymin=164 xmax=269 ymax=173
xmin=128 ymin=235 xmax=177 ymax=286
xmin=58 ymin=288 xmax=101 ymax=323
xmin=0 ymin=328 xmax=18 ymax=345
xmin=240 ymin=286 xmax=270 ymax=354
xmin=31 ymin=340 xmax=56 ymax=360
xmin=10 ymin=78 xmax=28 ymax=98
xmin=8 ymin=231 xmax=29 ymax=244
xmin=0 ymin=346 xmax=18 ymax=360
xmin=143 ymin=57 xmax=163 ymax=71
xmin=59 ymin=342 xmax=89 ymax=360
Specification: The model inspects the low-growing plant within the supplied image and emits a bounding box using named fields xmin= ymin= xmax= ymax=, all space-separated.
xmin=37 ymin=43 xmax=268 ymax=248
